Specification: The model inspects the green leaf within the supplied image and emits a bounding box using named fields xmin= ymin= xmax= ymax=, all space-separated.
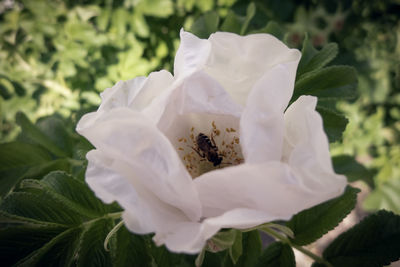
xmin=316 ymin=210 xmax=400 ymax=267
xmin=111 ymin=226 xmax=152 ymax=267
xmin=255 ymin=242 xmax=295 ymax=267
xmin=150 ymin=243 xmax=183 ymax=267
xmin=12 ymin=227 xmax=81 ymax=267
xmin=190 ymin=11 xmax=219 ymax=39
xmin=0 ymin=142 xmax=72 ymax=197
xmin=316 ymin=106 xmax=348 ymax=143
xmin=35 ymin=115 xmax=74 ymax=156
xmin=0 ymin=81 xmax=12 ymax=99
xmin=298 ymin=42 xmax=338 ymax=77
xmin=297 ymin=34 xmax=318 ymax=76
xmin=234 ymin=231 xmax=262 ymax=267
xmin=293 ymin=66 xmax=358 ymax=102
xmin=363 ymin=179 xmax=400 ymax=214
xmin=22 ymin=171 xmax=109 ymax=217
xmin=16 ymin=112 xmax=68 ymax=158
xmin=0 ymin=142 xmax=51 ymax=171
xmin=207 ymin=229 xmax=238 ymax=253
xmin=0 ymin=224 xmax=70 ymax=266
xmin=220 ymin=10 xmax=242 ymax=34
xmin=332 ymin=155 xmax=375 ymax=188
xmin=287 ymin=186 xmax=360 ymax=246
xmin=136 ymin=0 xmax=174 ymax=18
xmin=131 ymin=11 xmax=149 ymax=38
xmin=12 ymin=81 xmax=26 ymax=96
xmin=250 ymin=21 xmax=284 ymax=40
xmin=240 ymin=2 xmax=256 ymax=35
xmin=220 ymin=3 xmax=255 ymax=35
xmin=0 ymin=171 xmax=119 ymax=266
xmin=75 ymin=218 xmax=114 ymax=267
xmin=0 ymin=142 xmax=51 ymax=196
xmin=229 ymin=231 xmax=243 ymax=264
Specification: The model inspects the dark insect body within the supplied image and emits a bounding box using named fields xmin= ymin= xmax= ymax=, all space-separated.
xmin=193 ymin=133 xmax=223 ymax=166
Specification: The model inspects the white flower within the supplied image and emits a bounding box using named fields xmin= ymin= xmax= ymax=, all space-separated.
xmin=76 ymin=30 xmax=347 ymax=254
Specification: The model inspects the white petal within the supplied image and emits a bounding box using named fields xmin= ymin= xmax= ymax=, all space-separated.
xmin=240 ymin=64 xmax=298 ymax=163
xmin=98 ymin=70 xmax=174 ymax=113
xmin=129 ymin=70 xmax=174 ymax=111
xmin=78 ymin=108 xmax=202 ymax=221
xmin=174 ymin=31 xmax=301 ymax=107
xmin=86 ymin=149 xmax=193 ymax=235
xmin=174 ymin=29 xmax=211 ymax=78
xmin=154 ymin=71 xmax=242 ymax=136
xmin=98 ymin=76 xmax=146 ymax=111
xmin=283 ymin=95 xmax=347 ymax=193
xmin=86 ymin=150 xmax=154 ymax=233
xmin=195 ymin=162 xmax=325 ymax=220
xmin=154 ymin=221 xmax=204 ymax=254
xmin=158 ymin=208 xmax=274 ymax=254
xmin=205 ymin=32 xmax=301 ymax=106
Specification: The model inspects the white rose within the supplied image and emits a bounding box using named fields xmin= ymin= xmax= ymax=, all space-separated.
xmin=76 ymin=30 xmax=347 ymax=254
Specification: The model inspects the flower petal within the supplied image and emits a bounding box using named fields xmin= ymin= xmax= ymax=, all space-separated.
xmin=206 ymin=32 xmax=301 ymax=106
xmin=85 ymin=150 xmax=154 ymax=233
xmin=86 ymin=149 xmax=194 ymax=235
xmin=174 ymin=29 xmax=211 ymax=78
xmin=240 ymin=64 xmax=298 ymax=163
xmin=174 ymin=31 xmax=301 ymax=107
xmin=77 ymin=108 xmax=202 ymax=221
xmin=157 ymin=208 xmax=273 ymax=254
xmin=195 ymin=160 xmax=345 ymax=220
xmin=156 ymin=70 xmax=242 ymax=131
xmin=98 ymin=70 xmax=174 ymax=113
xmin=283 ymin=95 xmax=347 ymax=192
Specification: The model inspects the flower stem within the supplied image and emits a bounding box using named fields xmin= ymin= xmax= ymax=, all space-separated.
xmin=108 ymin=211 xmax=123 ymax=219
xmin=104 ymin=220 xmax=124 ymax=251
xmin=261 ymin=226 xmax=333 ymax=267
xmin=291 ymin=244 xmax=332 ymax=267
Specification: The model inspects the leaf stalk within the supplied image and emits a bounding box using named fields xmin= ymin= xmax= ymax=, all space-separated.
xmin=261 ymin=226 xmax=333 ymax=267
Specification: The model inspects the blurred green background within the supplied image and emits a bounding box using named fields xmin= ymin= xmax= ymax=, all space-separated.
xmin=0 ymin=0 xmax=399 ymax=214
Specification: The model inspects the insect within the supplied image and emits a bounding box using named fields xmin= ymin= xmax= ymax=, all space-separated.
xmin=191 ymin=132 xmax=223 ymax=167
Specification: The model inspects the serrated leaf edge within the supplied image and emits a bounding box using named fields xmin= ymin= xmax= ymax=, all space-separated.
xmin=290 ymin=187 xmax=360 ymax=246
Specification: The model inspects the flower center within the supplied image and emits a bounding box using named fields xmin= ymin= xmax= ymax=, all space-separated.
xmin=176 ymin=121 xmax=244 ymax=178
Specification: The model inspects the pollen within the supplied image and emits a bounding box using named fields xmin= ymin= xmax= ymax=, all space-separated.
xmin=176 ymin=121 xmax=243 ymax=179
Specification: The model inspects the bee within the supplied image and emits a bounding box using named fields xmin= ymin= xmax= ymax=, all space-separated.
xmin=191 ymin=133 xmax=223 ymax=167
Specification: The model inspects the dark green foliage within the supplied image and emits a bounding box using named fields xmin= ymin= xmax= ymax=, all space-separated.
xmin=294 ymin=65 xmax=358 ymax=101
xmin=16 ymin=112 xmax=69 ymax=158
xmin=332 ymin=155 xmax=375 ymax=187
xmin=111 ymin=226 xmax=153 ymax=267
xmin=297 ymin=36 xmax=338 ymax=78
xmin=290 ymin=34 xmax=357 ymax=143
xmin=314 ymin=210 xmax=400 ymax=267
xmin=191 ymin=3 xmax=255 ymax=37
xmin=191 ymin=11 xmax=220 ymax=38
xmin=233 ymin=231 xmax=262 ymax=267
xmin=255 ymin=242 xmax=295 ymax=267
xmin=0 ymin=168 xmax=159 ymax=266
xmin=316 ymin=106 xmax=348 ymax=143
xmin=287 ymin=186 xmax=360 ymax=246
xmin=0 ymin=171 xmax=135 ymax=267
xmin=0 ymin=113 xmax=89 ymax=197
